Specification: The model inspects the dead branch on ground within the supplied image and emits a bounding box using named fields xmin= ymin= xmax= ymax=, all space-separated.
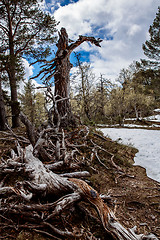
xmin=0 ymin=112 xmax=158 ymax=240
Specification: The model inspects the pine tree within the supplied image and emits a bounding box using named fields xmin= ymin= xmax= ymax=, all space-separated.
xmin=142 ymin=6 xmax=160 ymax=68
xmin=0 ymin=0 xmax=57 ymax=127
xmin=20 ymin=80 xmax=35 ymax=124
xmin=34 ymin=92 xmax=46 ymax=127
xmin=20 ymin=80 xmax=47 ymax=126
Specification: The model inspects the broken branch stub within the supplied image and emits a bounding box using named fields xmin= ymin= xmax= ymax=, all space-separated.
xmin=32 ymin=27 xmax=102 ymax=127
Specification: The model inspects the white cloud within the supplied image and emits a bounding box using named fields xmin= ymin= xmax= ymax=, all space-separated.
xmin=52 ymin=0 xmax=159 ymax=81
xmin=127 ymin=24 xmax=141 ymax=37
xmin=22 ymin=58 xmax=34 ymax=80
xmin=17 ymin=59 xmax=44 ymax=94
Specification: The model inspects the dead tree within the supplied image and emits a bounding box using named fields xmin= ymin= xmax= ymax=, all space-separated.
xmin=33 ymin=27 xmax=102 ymax=127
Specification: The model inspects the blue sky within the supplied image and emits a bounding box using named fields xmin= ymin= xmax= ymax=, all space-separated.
xmin=25 ymin=0 xmax=160 ymax=85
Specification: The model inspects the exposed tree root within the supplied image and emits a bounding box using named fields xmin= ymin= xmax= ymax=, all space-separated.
xmin=0 ymin=147 xmax=157 ymax=239
xmin=0 ymin=113 xmax=158 ymax=239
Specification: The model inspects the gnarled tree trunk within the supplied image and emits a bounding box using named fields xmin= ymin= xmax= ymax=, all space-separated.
xmin=54 ymin=28 xmax=73 ymax=127
xmin=54 ymin=28 xmax=102 ymax=127
xmin=36 ymin=28 xmax=102 ymax=127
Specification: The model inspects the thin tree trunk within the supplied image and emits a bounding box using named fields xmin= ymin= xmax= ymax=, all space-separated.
xmin=134 ymin=105 xmax=139 ymax=120
xmin=7 ymin=2 xmax=20 ymax=128
xmin=0 ymin=78 xmax=8 ymax=130
xmin=8 ymin=67 xmax=20 ymax=128
xmin=100 ymin=74 xmax=105 ymax=117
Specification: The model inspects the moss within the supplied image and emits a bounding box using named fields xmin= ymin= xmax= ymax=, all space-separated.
xmin=17 ymin=231 xmax=51 ymax=240
xmin=17 ymin=231 xmax=33 ymax=240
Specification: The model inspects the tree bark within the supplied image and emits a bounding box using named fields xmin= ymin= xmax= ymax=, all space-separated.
xmin=54 ymin=28 xmax=75 ymax=127
xmin=8 ymin=65 xmax=20 ymax=128
xmin=6 ymin=2 xmax=20 ymax=128
xmin=0 ymin=77 xmax=8 ymax=130
xmin=53 ymin=28 xmax=102 ymax=127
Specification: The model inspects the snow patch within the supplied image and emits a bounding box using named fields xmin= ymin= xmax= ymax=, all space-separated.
xmin=100 ymin=128 xmax=160 ymax=182
xmin=144 ymin=115 xmax=160 ymax=122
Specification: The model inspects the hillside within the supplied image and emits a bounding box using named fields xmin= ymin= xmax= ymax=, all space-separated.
xmin=0 ymin=126 xmax=159 ymax=240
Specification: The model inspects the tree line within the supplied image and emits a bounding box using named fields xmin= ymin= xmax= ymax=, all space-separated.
xmin=71 ymin=6 xmax=160 ymax=125
xmin=71 ymin=59 xmax=159 ymax=126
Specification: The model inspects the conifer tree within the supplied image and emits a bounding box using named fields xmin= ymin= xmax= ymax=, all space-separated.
xmin=34 ymin=92 xmax=46 ymax=127
xmin=20 ymin=80 xmax=35 ymax=124
xmin=20 ymin=80 xmax=46 ymax=126
xmin=0 ymin=0 xmax=57 ymax=127
xmin=142 ymin=6 xmax=160 ymax=68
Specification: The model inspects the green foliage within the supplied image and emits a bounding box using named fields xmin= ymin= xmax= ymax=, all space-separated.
xmin=71 ymin=54 xmax=115 ymax=124
xmin=0 ymin=0 xmax=57 ymax=127
xmin=19 ymin=80 xmax=47 ymax=126
xmin=93 ymin=75 xmax=114 ymax=122
xmin=0 ymin=0 xmax=57 ymax=60
xmin=104 ymin=62 xmax=156 ymax=124
xmin=71 ymin=57 xmax=157 ymax=125
xmin=132 ymin=68 xmax=160 ymax=102
xmin=19 ymin=80 xmax=35 ymax=123
xmin=142 ymin=6 xmax=160 ymax=68
xmin=34 ymin=91 xmax=47 ymax=127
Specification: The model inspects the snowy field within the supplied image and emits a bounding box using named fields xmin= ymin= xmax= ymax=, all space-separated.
xmin=100 ymin=128 xmax=160 ymax=183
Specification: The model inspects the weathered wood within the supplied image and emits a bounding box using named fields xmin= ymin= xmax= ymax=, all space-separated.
xmin=33 ymin=28 xmax=102 ymax=127
xmin=59 ymin=171 xmax=90 ymax=178
xmin=54 ymin=28 xmax=102 ymax=127
xmin=69 ymin=178 xmax=158 ymax=240
xmin=24 ymin=145 xmax=76 ymax=196
xmin=19 ymin=112 xmax=36 ymax=145
xmin=0 ymin=186 xmax=14 ymax=195
xmin=46 ymin=161 xmax=80 ymax=171
xmin=0 ymin=117 xmax=158 ymax=240
xmin=0 ymin=145 xmax=158 ymax=240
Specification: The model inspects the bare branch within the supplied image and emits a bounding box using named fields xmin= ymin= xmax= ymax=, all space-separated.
xmin=59 ymin=171 xmax=90 ymax=178
xmin=69 ymin=35 xmax=102 ymax=52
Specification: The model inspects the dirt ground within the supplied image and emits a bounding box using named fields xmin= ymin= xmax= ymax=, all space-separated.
xmin=91 ymin=164 xmax=160 ymax=236
xmin=0 ymin=127 xmax=160 ymax=239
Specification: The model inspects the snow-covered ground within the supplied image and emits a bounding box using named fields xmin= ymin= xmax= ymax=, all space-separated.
xmin=100 ymin=128 xmax=160 ymax=182
xmin=97 ymin=124 xmax=160 ymax=128
xmin=144 ymin=115 xmax=160 ymax=122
